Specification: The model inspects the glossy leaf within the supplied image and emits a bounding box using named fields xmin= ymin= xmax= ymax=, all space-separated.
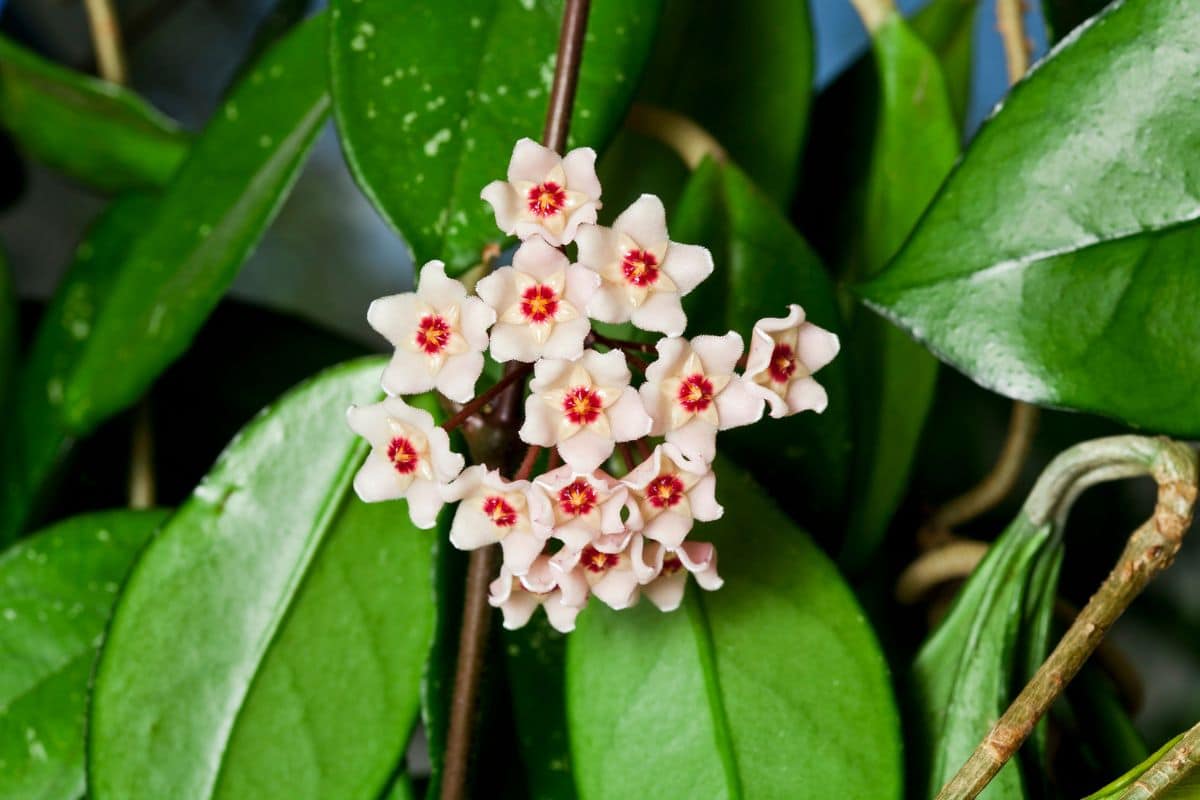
xmin=420 ymin=529 xmax=465 ymax=799
xmin=89 ymin=359 xmax=437 ymax=800
xmin=636 ymin=0 xmax=814 ymax=206
xmin=567 ymin=461 xmax=903 ymax=799
xmin=911 ymin=515 xmax=1058 ymax=799
xmin=910 ymin=0 xmax=977 ymax=127
xmin=0 ymin=509 xmax=167 ymax=800
xmin=0 ymin=15 xmax=331 ymax=542
xmin=860 ymin=0 xmax=1200 ymax=436
xmin=329 ymin=0 xmax=662 ymax=273
xmin=841 ymin=11 xmax=960 ymax=569
xmin=674 ymin=158 xmax=851 ymax=525
xmin=0 ymin=34 xmax=188 ymax=191
xmin=505 ymin=618 xmax=577 ymax=800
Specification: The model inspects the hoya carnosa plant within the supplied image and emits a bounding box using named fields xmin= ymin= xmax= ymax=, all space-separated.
xmin=346 ymin=138 xmax=841 ymax=633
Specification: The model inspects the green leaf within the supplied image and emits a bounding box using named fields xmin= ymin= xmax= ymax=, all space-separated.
xmin=88 ymin=359 xmax=437 ymax=800
xmin=860 ymin=0 xmax=1200 ymax=436
xmin=674 ymin=158 xmax=851 ymax=526
xmin=0 ymin=14 xmax=331 ymax=542
xmin=636 ymin=0 xmax=814 ymax=206
xmin=420 ymin=532 xmax=466 ymax=799
xmin=1042 ymin=0 xmax=1112 ymax=43
xmin=505 ymin=618 xmax=577 ymax=800
xmin=329 ymin=0 xmax=663 ymax=274
xmin=1082 ymin=731 xmax=1197 ymax=800
xmin=842 ymin=12 xmax=961 ymax=569
xmin=910 ymin=0 xmax=977 ymax=128
xmin=0 ymin=248 xmax=14 ymax=408
xmin=0 ymin=509 xmax=167 ymax=800
xmin=567 ymin=460 xmax=903 ymax=799
xmin=910 ymin=515 xmax=1058 ymax=799
xmin=0 ymin=34 xmax=188 ymax=192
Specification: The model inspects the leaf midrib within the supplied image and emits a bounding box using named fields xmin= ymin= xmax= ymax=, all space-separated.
xmin=687 ymin=592 xmax=743 ymax=800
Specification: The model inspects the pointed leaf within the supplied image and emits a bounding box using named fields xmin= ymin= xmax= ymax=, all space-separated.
xmin=329 ymin=0 xmax=663 ymax=273
xmin=567 ymin=461 xmax=903 ymax=799
xmin=860 ymin=0 xmax=1200 ymax=436
xmin=0 ymin=510 xmax=167 ymax=800
xmin=0 ymin=35 xmax=189 ymax=191
xmin=88 ymin=359 xmax=436 ymax=800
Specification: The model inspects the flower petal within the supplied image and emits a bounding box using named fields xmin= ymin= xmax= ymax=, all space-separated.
xmin=591 ymin=570 xmax=640 ymax=610
xmin=715 ymin=376 xmax=766 ymax=430
xmin=662 ymin=242 xmax=714 ymax=295
xmin=797 ymin=322 xmax=841 ymax=374
xmin=416 ymin=261 xmax=467 ymax=309
xmin=665 ymin=418 xmax=718 ymax=464
xmin=435 ymin=351 xmax=485 ymax=404
xmin=557 ymin=429 xmax=614 ymax=473
xmin=631 ymin=291 xmax=686 ymax=336
xmin=499 ymin=528 xmax=545 ymax=576
xmin=585 ymin=282 xmax=634 ymax=325
xmin=561 ymin=147 xmax=601 ymax=199
xmin=490 ymin=323 xmax=543 ymax=363
xmin=366 ymin=293 xmax=421 ymax=347
xmin=692 ymin=331 xmax=743 ymax=376
xmin=786 ymin=375 xmax=829 ymax=415
xmin=481 ymin=180 xmax=521 ymax=236
xmin=381 ymin=348 xmax=435 ymax=397
xmin=582 ymin=348 xmax=632 ymax=386
xmin=519 ymin=395 xmax=558 ymax=447
xmin=687 ymin=472 xmax=723 ymax=522
xmin=542 ymin=594 xmax=584 ymax=633
xmin=614 ymin=194 xmax=668 ymax=247
xmin=449 ymin=506 xmax=503 ymax=550
xmin=352 ymin=452 xmax=405 ymax=503
xmin=643 ymin=509 xmax=693 ymax=548
xmin=540 ymin=317 xmax=591 ymax=361
xmin=608 ymin=387 xmax=653 ymax=442
xmin=644 ymin=571 xmax=688 ymax=611
xmin=459 ymin=296 xmax=497 ymax=351
xmin=405 ymin=479 xmax=445 ymax=530
xmin=507 ymin=137 xmax=560 ymax=183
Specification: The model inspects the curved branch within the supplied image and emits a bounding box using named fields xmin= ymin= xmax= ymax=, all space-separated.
xmin=625 ymin=104 xmax=728 ymax=170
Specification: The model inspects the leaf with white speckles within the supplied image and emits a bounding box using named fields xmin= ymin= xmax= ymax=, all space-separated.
xmin=0 ymin=509 xmax=167 ymax=800
xmin=329 ymin=0 xmax=663 ymax=274
xmin=89 ymin=359 xmax=439 ymax=800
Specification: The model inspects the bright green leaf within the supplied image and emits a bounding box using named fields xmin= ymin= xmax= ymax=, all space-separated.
xmin=860 ymin=0 xmax=1200 ymax=436
xmin=674 ymin=158 xmax=851 ymax=525
xmin=0 ymin=509 xmax=167 ymax=800
xmin=88 ymin=359 xmax=436 ymax=800
xmin=329 ymin=0 xmax=662 ymax=274
xmin=0 ymin=35 xmax=188 ymax=192
xmin=567 ymin=461 xmax=903 ymax=800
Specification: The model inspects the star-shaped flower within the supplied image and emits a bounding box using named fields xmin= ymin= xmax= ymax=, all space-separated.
xmin=475 ymin=237 xmax=599 ymax=362
xmin=576 ymin=194 xmax=713 ymax=336
xmin=345 ymin=397 xmax=464 ymax=529
xmin=367 ymin=261 xmax=495 ymax=403
xmin=518 ymin=349 xmax=651 ymax=472
xmin=743 ymin=304 xmax=841 ymax=418
xmin=632 ymin=539 xmax=723 ymax=612
xmin=620 ymin=444 xmax=722 ymax=548
xmin=489 ymin=554 xmax=589 ymax=633
xmin=639 ymin=332 xmax=764 ymax=463
xmin=531 ymin=465 xmax=628 ymax=552
xmin=480 ymin=138 xmax=601 ymax=246
xmin=551 ymin=534 xmax=643 ymax=611
xmin=443 ymin=465 xmax=551 ymax=576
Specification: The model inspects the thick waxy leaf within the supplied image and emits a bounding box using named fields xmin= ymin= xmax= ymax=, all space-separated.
xmin=911 ymin=516 xmax=1059 ymax=799
xmin=505 ymin=618 xmax=577 ymax=800
xmin=910 ymin=0 xmax=977 ymax=127
xmin=636 ymin=0 xmax=813 ymax=206
xmin=0 ymin=15 xmax=330 ymax=542
xmin=567 ymin=462 xmax=903 ymax=799
xmin=329 ymin=0 xmax=662 ymax=273
xmin=89 ymin=359 xmax=436 ymax=800
xmin=842 ymin=12 xmax=959 ymax=568
xmin=0 ymin=510 xmax=167 ymax=800
xmin=674 ymin=159 xmax=851 ymax=525
xmin=0 ymin=35 xmax=188 ymax=191
xmin=861 ymin=0 xmax=1200 ymax=436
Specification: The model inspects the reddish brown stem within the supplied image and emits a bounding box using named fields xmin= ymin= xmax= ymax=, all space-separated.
xmin=443 ymin=365 xmax=532 ymax=433
xmin=618 ymin=442 xmax=637 ymax=474
xmin=514 ymin=445 xmax=543 ymax=481
xmin=591 ymin=330 xmax=656 ymax=354
xmin=635 ymin=438 xmax=652 ymax=461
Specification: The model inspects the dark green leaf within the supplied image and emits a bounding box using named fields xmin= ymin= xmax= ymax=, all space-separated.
xmin=0 ymin=509 xmax=167 ymax=800
xmin=635 ymin=0 xmax=814 ymax=206
xmin=0 ymin=248 xmax=14 ymax=408
xmin=860 ymin=0 xmax=1200 ymax=436
xmin=567 ymin=460 xmax=903 ymax=799
xmin=674 ymin=158 xmax=851 ymax=526
xmin=910 ymin=0 xmax=977 ymax=128
xmin=88 ymin=359 xmax=437 ymax=799
xmin=0 ymin=35 xmax=188 ymax=191
xmin=419 ymin=531 xmax=465 ymax=799
xmin=1043 ymin=0 xmax=1113 ymax=43
xmin=505 ymin=617 xmax=576 ymax=800
xmin=329 ymin=0 xmax=662 ymax=274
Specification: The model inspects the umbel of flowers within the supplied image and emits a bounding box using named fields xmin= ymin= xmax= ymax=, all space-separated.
xmin=347 ymin=138 xmax=840 ymax=633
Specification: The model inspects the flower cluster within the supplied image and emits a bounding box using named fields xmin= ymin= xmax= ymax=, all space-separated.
xmin=348 ymin=138 xmax=840 ymax=633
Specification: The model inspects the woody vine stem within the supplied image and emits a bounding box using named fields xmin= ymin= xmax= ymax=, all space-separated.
xmin=440 ymin=2 xmax=592 ymax=798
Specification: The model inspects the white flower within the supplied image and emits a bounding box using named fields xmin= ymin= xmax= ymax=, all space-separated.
xmin=744 ymin=304 xmax=841 ymax=418
xmin=480 ymin=138 xmax=601 ymax=246
xmin=345 ymin=397 xmax=464 ymax=529
xmin=368 ymin=261 xmax=495 ymax=403
xmin=639 ymin=333 xmax=764 ymax=463
xmin=518 ymin=349 xmax=652 ymax=472
xmin=632 ymin=539 xmax=723 ymax=612
xmin=531 ymin=465 xmax=628 ymax=551
xmin=620 ymin=444 xmax=722 ymax=548
xmin=576 ymin=194 xmax=713 ymax=336
xmin=475 ymin=237 xmax=599 ymax=362
xmin=443 ymin=466 xmax=551 ymax=576
xmin=551 ymin=535 xmax=643 ymax=610
xmin=489 ymin=554 xmax=589 ymax=633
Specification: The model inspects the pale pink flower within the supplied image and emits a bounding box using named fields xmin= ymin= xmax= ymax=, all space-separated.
xmin=345 ymin=397 xmax=464 ymax=529
xmin=475 ymin=237 xmax=598 ymax=362
xmin=480 ymin=138 xmax=601 ymax=246
xmin=639 ymin=333 xmax=764 ymax=463
xmin=519 ymin=349 xmax=652 ymax=472
xmin=632 ymin=538 xmax=723 ymax=612
xmin=575 ymin=194 xmax=713 ymax=336
xmin=489 ymin=554 xmax=589 ymax=633
xmin=368 ymin=261 xmax=495 ymax=403
xmin=744 ymin=304 xmax=841 ymax=418
xmin=531 ymin=465 xmax=628 ymax=552
xmin=443 ymin=466 xmax=551 ymax=576
xmin=620 ymin=444 xmax=722 ymax=548
xmin=551 ymin=535 xmax=643 ymax=610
